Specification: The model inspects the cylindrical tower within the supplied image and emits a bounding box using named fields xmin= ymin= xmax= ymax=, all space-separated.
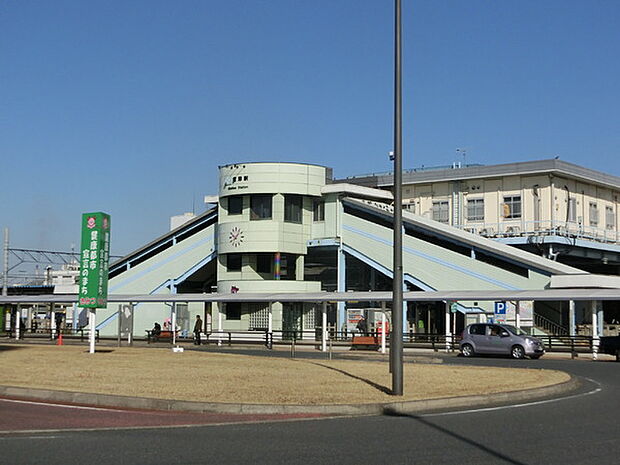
xmin=216 ymin=162 xmax=327 ymax=334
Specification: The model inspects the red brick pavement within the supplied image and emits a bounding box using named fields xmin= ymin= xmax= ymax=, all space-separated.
xmin=0 ymin=397 xmax=328 ymax=433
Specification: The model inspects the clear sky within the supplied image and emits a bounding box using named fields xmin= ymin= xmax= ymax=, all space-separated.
xmin=2 ymin=0 xmax=619 ymax=257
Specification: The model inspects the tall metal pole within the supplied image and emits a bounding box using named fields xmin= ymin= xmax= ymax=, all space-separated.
xmin=390 ymin=0 xmax=404 ymax=396
xmin=2 ymin=228 xmax=9 ymax=296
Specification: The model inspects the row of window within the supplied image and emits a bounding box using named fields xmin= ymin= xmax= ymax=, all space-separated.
xmin=225 ymin=253 xmax=297 ymax=280
xmin=435 ymin=196 xmax=521 ymax=222
xmin=223 ymin=302 xmax=313 ymax=327
xmin=587 ymin=202 xmax=616 ymax=229
xmin=226 ymin=195 xmax=325 ymax=222
xmin=430 ymin=195 xmax=616 ymax=229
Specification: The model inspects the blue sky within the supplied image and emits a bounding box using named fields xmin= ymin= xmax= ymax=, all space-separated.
xmin=2 ymin=0 xmax=619 ymax=256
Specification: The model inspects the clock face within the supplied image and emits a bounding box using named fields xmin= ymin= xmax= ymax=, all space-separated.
xmin=228 ymin=226 xmax=244 ymax=247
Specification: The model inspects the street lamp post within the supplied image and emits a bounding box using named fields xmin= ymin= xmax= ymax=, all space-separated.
xmin=390 ymin=0 xmax=404 ymax=396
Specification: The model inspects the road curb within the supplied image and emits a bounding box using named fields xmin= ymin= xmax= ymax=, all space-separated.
xmin=382 ymin=375 xmax=580 ymax=415
xmin=0 ymin=375 xmax=579 ymax=417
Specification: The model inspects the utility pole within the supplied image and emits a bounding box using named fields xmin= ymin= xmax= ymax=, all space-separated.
xmin=390 ymin=0 xmax=404 ymax=396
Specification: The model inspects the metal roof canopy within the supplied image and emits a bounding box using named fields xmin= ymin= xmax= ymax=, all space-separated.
xmin=2 ymin=288 xmax=620 ymax=305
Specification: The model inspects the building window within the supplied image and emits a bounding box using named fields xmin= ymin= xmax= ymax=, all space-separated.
xmin=303 ymin=307 xmax=317 ymax=330
xmin=280 ymin=254 xmax=297 ymax=280
xmin=256 ymin=253 xmax=272 ymax=274
xmin=589 ymin=202 xmax=599 ymax=226
xmin=466 ymin=198 xmax=484 ymax=221
xmin=568 ymin=198 xmax=577 ymax=222
xmin=227 ymin=253 xmax=242 ymax=272
xmin=284 ymin=195 xmax=303 ymax=223
xmin=248 ymin=303 xmax=269 ymax=329
xmin=606 ymin=206 xmax=615 ymax=230
xmin=432 ymin=200 xmax=449 ymax=224
xmin=227 ymin=196 xmax=243 ymax=215
xmin=250 ymin=194 xmax=272 ymax=220
xmin=503 ymin=195 xmax=521 ymax=219
xmin=313 ymin=200 xmax=325 ymax=222
xmin=226 ymin=302 xmax=241 ymax=320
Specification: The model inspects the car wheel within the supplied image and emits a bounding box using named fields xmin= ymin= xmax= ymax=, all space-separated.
xmin=511 ymin=345 xmax=525 ymax=359
xmin=461 ymin=343 xmax=475 ymax=357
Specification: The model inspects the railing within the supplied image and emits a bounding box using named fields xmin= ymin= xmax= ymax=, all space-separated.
xmin=5 ymin=327 xmax=99 ymax=342
xmin=203 ymin=329 xmax=347 ymax=348
xmin=534 ymin=313 xmax=569 ymax=336
xmin=204 ymin=330 xmax=271 ymax=347
xmin=198 ymin=329 xmax=456 ymax=351
xmin=190 ymin=329 xmax=378 ymax=349
xmin=403 ymin=332 xmax=460 ymax=351
xmin=402 ymin=331 xmax=593 ymax=355
xmin=195 ymin=329 xmax=596 ymax=356
xmin=2 ymin=325 xmax=599 ymax=356
xmin=534 ymin=335 xmax=592 ymax=354
xmin=456 ymin=219 xmax=619 ymax=245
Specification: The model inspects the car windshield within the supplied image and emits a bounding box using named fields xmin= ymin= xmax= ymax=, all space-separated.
xmin=503 ymin=325 xmax=527 ymax=336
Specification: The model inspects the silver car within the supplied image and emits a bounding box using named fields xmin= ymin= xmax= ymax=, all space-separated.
xmin=460 ymin=323 xmax=545 ymax=359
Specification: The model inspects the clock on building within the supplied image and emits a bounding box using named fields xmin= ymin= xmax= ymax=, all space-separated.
xmin=228 ymin=226 xmax=244 ymax=247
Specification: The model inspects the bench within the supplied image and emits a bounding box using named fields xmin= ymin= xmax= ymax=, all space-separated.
xmin=146 ymin=330 xmax=177 ymax=343
xmin=351 ymin=335 xmax=380 ymax=350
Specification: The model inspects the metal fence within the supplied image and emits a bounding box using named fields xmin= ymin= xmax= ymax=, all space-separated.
xmin=197 ymin=330 xmax=596 ymax=356
xmin=0 ymin=327 xmax=599 ymax=356
xmin=4 ymin=327 xmax=99 ymax=342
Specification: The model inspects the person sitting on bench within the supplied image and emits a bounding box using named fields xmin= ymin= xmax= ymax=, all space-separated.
xmin=152 ymin=322 xmax=162 ymax=338
xmin=356 ymin=316 xmax=368 ymax=336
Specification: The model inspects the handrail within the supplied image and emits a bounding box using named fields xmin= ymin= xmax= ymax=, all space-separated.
xmin=534 ymin=301 xmax=568 ymax=332
xmin=195 ymin=330 xmax=594 ymax=355
xmin=535 ymin=313 xmax=568 ymax=335
xmin=455 ymin=219 xmax=619 ymax=245
xmin=6 ymin=327 xmax=99 ymax=342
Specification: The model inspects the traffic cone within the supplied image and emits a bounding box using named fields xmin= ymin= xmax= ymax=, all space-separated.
xmin=57 ymin=332 xmax=63 ymax=346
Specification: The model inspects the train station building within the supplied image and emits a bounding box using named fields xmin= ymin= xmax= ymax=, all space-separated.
xmin=90 ymin=160 xmax=615 ymax=340
xmin=3 ymin=160 xmax=620 ymax=343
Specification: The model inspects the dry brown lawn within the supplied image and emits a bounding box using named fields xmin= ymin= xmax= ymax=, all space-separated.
xmin=0 ymin=344 xmax=570 ymax=405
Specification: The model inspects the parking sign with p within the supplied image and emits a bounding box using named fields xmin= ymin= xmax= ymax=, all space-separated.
xmin=494 ymin=301 xmax=507 ymax=323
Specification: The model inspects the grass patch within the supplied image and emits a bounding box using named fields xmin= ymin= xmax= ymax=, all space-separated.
xmin=0 ymin=344 xmax=569 ymax=405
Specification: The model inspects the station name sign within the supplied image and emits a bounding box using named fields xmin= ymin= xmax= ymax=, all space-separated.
xmin=78 ymin=212 xmax=111 ymax=308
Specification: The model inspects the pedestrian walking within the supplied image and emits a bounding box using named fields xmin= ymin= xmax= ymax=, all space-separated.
xmin=194 ymin=315 xmax=203 ymax=345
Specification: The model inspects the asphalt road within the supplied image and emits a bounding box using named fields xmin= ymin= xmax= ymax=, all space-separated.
xmin=1 ymin=353 xmax=619 ymax=465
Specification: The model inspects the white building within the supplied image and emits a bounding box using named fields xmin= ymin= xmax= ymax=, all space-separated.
xmin=341 ymin=158 xmax=620 ymax=275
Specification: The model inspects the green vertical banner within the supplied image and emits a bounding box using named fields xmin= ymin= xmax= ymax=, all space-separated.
xmin=78 ymin=212 xmax=111 ymax=309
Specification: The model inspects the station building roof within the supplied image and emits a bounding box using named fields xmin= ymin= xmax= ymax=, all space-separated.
xmin=340 ymin=159 xmax=620 ymax=191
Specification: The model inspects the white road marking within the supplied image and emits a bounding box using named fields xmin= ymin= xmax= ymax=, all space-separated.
xmin=420 ymin=377 xmax=603 ymax=417
xmin=0 ymin=435 xmax=62 ymax=441
xmin=0 ymin=398 xmax=136 ymax=413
